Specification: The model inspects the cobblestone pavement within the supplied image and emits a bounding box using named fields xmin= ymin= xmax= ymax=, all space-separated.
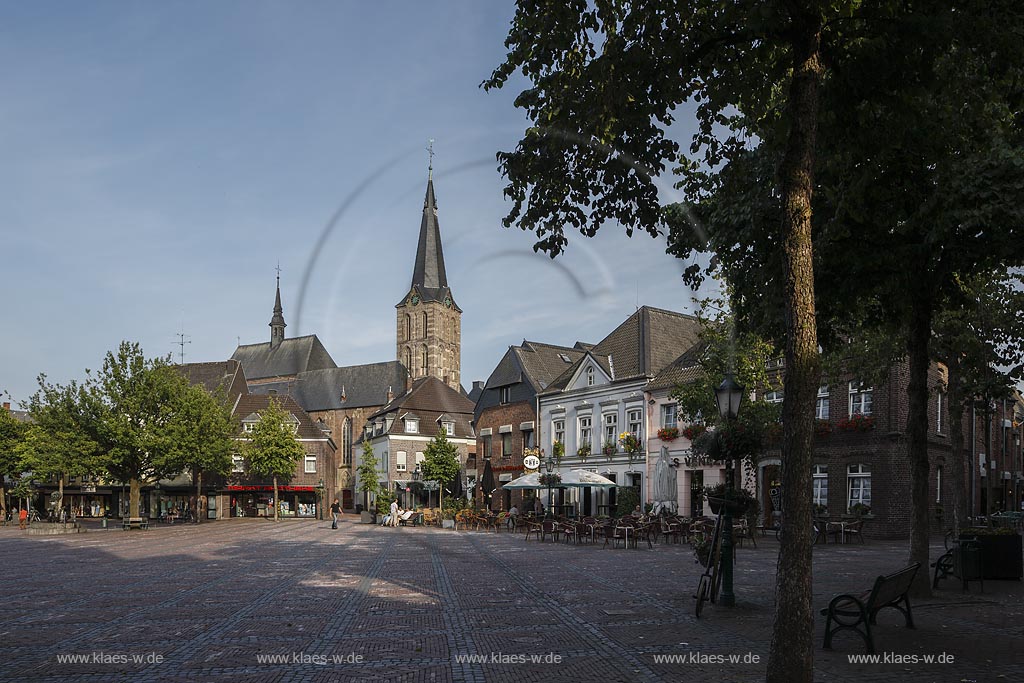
xmin=0 ymin=519 xmax=1021 ymax=682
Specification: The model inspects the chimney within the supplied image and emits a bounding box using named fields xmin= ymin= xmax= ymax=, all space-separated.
xmin=472 ymin=381 xmax=484 ymax=392
xmin=340 ymin=384 xmax=347 ymax=402
xmin=386 ymin=386 xmax=394 ymax=403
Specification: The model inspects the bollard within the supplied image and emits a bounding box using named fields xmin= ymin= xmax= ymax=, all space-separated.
xmin=101 ymin=518 xmax=107 ymax=529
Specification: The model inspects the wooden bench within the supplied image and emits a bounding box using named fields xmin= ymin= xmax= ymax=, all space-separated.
xmin=821 ymin=562 xmax=920 ymax=654
xmin=121 ymin=517 xmax=149 ymax=530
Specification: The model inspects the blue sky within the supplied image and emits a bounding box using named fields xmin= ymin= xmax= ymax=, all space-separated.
xmin=1 ymin=2 xmax=710 ymax=403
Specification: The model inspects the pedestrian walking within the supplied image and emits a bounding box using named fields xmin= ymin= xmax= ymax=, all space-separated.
xmin=19 ymin=508 xmax=28 ymax=530
xmin=389 ymin=499 xmax=399 ymax=527
xmin=330 ymin=498 xmax=341 ymax=529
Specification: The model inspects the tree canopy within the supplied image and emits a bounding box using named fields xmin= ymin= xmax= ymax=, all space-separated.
xmin=421 ymin=428 xmax=460 ymax=508
xmin=244 ymin=398 xmax=305 ymax=521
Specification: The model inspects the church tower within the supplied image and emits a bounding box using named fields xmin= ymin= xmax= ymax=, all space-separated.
xmin=396 ymin=160 xmax=461 ymax=391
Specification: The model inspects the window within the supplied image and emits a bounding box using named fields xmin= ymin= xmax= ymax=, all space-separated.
xmin=444 ymin=421 xmax=455 ymax=436
xmin=243 ymin=422 xmax=256 ymax=433
xmin=421 ymin=346 xmax=429 ymax=376
xmin=522 ymin=429 xmax=534 ymax=449
xmin=482 ymin=435 xmax=491 ymax=458
xmin=812 ymin=465 xmax=828 ymax=506
xmin=405 ymin=418 xmax=419 ymax=433
xmin=558 ymin=353 xmax=572 ymax=363
xmin=553 ymin=419 xmax=565 ymax=447
xmin=304 ymin=455 xmax=317 ymax=474
xmin=764 ymin=390 xmax=784 ymax=404
xmin=396 ymin=451 xmax=407 ymax=472
xmin=847 ymin=464 xmax=871 ymax=509
xmin=586 ymin=366 xmax=595 ymax=386
xmin=936 ymin=392 xmax=944 ymax=434
xmin=231 ymin=455 xmax=245 ymax=473
xmin=342 ymin=418 xmax=352 ymax=466
xmin=661 ymin=404 xmax=678 ymax=429
xmin=579 ymin=416 xmax=592 ymax=447
xmin=405 ymin=314 xmax=411 ymax=341
xmin=415 ymin=452 xmax=425 ymax=466
xmin=422 ymin=311 xmax=428 ymax=336
xmin=603 ymin=413 xmax=618 ymax=447
xmin=849 ymin=382 xmax=873 ymax=416
xmin=936 ymin=466 xmax=943 ymax=503
xmin=627 ymin=408 xmax=642 ymax=437
xmin=501 ymin=433 xmax=512 ymax=458
xmin=816 ymin=385 xmax=830 ymax=420
xmin=499 ymin=386 xmax=511 ymax=405
xmin=403 ymin=347 xmax=412 ymax=373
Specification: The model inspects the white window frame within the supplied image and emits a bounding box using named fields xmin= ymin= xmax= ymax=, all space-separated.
xmin=849 ymin=382 xmax=873 ymax=416
xmin=847 ymin=464 xmax=871 ymax=509
xmin=603 ymin=412 xmax=618 ymax=447
xmin=415 ymin=452 xmax=425 ymax=465
xmin=627 ymin=408 xmax=642 ymax=437
xmin=304 ymin=455 xmax=317 ymax=474
xmin=501 ymin=432 xmax=512 ymax=458
xmin=243 ymin=422 xmax=256 ymax=433
xmin=661 ymin=404 xmax=678 ymax=430
xmin=405 ymin=419 xmax=419 ymax=434
xmin=231 ymin=455 xmax=245 ymax=473
xmin=764 ymin=390 xmax=784 ymax=404
xmin=444 ymin=421 xmax=455 ymax=436
xmin=579 ymin=416 xmax=592 ymax=448
xmin=553 ymin=418 xmax=565 ymax=447
xmin=586 ymin=366 xmax=595 ymax=386
xmin=936 ymin=391 xmax=944 ymax=434
xmin=816 ymin=385 xmax=830 ymax=420
xmin=812 ymin=464 xmax=828 ymax=506
xmin=499 ymin=386 xmax=511 ymax=404
xmin=396 ymin=451 xmax=408 ymax=472
xmin=936 ymin=465 xmax=943 ymax=503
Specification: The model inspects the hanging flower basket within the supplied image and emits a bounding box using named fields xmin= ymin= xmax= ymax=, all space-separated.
xmin=538 ymin=473 xmax=562 ymax=487
xmin=681 ymin=425 xmax=706 ymax=441
xmin=706 ymin=496 xmax=750 ymax=516
xmin=618 ymin=431 xmax=643 ymax=455
xmin=576 ymin=444 xmax=591 ymax=461
xmin=657 ymin=427 xmax=680 ymax=441
xmin=602 ymin=443 xmax=617 ymax=458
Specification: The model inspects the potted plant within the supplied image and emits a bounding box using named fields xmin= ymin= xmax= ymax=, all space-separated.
xmin=552 ymin=441 xmax=565 ymax=462
xmin=658 ymin=426 xmax=680 ymax=442
xmin=577 ymin=443 xmax=591 ymax=460
xmin=618 ymin=431 xmax=643 ymax=454
xmin=602 ymin=443 xmax=617 ymax=458
xmin=538 ymin=472 xmax=562 ymax=487
xmin=837 ymin=414 xmax=876 ymax=432
xmin=703 ymin=482 xmax=754 ymax=515
xmin=847 ymin=503 xmax=871 ymax=518
xmin=681 ymin=424 xmax=705 ymax=441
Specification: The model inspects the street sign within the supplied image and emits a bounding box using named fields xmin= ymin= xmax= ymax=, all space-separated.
xmin=523 ymin=455 xmax=541 ymax=470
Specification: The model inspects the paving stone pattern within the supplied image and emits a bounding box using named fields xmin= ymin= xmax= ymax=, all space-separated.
xmin=0 ymin=520 xmax=1021 ymax=682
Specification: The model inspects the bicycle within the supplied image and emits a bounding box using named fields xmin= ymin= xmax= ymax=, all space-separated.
xmin=693 ymin=514 xmax=724 ymax=618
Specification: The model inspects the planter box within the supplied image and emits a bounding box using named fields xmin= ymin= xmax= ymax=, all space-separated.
xmin=707 ymin=496 xmax=749 ymax=516
xmin=958 ymin=532 xmax=1023 ymax=580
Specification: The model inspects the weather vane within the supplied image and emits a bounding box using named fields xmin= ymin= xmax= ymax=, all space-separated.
xmin=427 ymin=138 xmax=435 ymax=170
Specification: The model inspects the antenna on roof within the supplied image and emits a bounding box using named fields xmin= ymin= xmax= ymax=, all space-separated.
xmin=175 ymin=327 xmax=191 ymax=365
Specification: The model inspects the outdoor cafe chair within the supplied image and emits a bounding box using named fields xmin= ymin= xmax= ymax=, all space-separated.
xmin=540 ymin=519 xmax=561 ymax=543
xmin=602 ymin=523 xmax=627 ymax=549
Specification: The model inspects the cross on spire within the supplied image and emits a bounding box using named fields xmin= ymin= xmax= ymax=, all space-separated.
xmin=427 ymin=138 xmax=435 ymax=177
xmin=275 ymin=261 xmax=282 ymax=287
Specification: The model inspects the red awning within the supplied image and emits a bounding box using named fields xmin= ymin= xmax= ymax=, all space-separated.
xmin=224 ymin=485 xmax=315 ymax=492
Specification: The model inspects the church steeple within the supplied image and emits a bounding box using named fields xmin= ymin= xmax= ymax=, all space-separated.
xmin=411 ymin=164 xmax=448 ymax=293
xmin=396 ymin=147 xmax=461 ymax=392
xmin=269 ymin=267 xmax=286 ymax=349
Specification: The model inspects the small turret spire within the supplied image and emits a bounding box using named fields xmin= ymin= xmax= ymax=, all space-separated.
xmin=269 ymin=265 xmax=286 ymax=349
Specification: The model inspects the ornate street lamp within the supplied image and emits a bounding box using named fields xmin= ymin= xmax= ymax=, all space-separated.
xmin=315 ymin=478 xmax=325 ymax=520
xmin=412 ymin=464 xmax=424 ymax=510
xmin=715 ymin=372 xmax=744 ymax=607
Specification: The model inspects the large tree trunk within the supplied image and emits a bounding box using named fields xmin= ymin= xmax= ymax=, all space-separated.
xmin=273 ymin=476 xmax=279 ymax=521
xmin=766 ymin=12 xmax=823 ymax=683
xmin=129 ymin=477 xmax=140 ymax=519
xmin=906 ymin=297 xmax=933 ymax=598
xmin=946 ymin=357 xmax=967 ymax=536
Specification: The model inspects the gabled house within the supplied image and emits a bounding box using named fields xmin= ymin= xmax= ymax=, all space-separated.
xmin=473 ymin=340 xmax=587 ymax=511
xmin=537 ymin=306 xmax=702 ymax=516
xmin=355 ymin=376 xmax=475 ymax=511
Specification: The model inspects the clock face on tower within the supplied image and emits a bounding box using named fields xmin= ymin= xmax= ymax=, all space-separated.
xmin=443 ymin=296 xmax=452 ymax=308
xmin=410 ymin=293 xmax=420 ymax=305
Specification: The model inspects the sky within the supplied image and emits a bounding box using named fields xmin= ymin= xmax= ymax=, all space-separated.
xmin=0 ymin=1 xmax=713 ymax=404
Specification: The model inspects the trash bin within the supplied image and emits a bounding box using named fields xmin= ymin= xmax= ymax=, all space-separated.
xmin=355 ymin=504 xmax=363 ymax=514
xmin=954 ymin=540 xmax=984 ymax=590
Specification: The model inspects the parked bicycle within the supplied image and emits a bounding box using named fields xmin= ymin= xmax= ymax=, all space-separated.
xmin=692 ymin=514 xmax=725 ymax=618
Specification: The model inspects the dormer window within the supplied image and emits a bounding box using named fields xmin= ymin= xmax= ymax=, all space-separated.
xmin=405 ymin=418 xmax=419 ymax=433
xmin=499 ymin=386 xmax=511 ymax=404
xmin=444 ymin=421 xmax=455 ymax=436
xmin=586 ymin=366 xmax=595 ymax=386
xmin=243 ymin=422 xmax=256 ymax=433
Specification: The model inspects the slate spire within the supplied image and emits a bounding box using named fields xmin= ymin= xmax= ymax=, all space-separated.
xmin=269 ymin=268 xmax=286 ymax=349
xmin=411 ymin=165 xmax=448 ymax=293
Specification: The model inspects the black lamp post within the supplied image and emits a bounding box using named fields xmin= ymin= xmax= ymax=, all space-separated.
xmin=545 ymin=454 xmax=555 ymax=519
xmin=316 ymin=478 xmax=325 ymax=520
xmin=714 ymin=372 xmax=744 ymax=608
xmin=412 ymin=465 xmax=423 ymax=510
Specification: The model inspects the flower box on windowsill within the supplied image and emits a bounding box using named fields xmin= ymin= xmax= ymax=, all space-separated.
xmin=837 ymin=415 xmax=876 ymax=432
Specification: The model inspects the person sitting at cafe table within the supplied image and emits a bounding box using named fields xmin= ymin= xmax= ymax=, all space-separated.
xmin=631 ymin=505 xmax=643 ymax=518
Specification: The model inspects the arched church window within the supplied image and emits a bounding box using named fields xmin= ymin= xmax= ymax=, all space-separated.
xmin=403 ymin=347 xmax=412 ymax=373
xmin=405 ymin=314 xmax=411 ymax=341
xmin=421 ymin=345 xmax=429 ymax=376
xmin=422 ymin=311 xmax=428 ymax=337
xmin=342 ymin=418 xmax=352 ymax=466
